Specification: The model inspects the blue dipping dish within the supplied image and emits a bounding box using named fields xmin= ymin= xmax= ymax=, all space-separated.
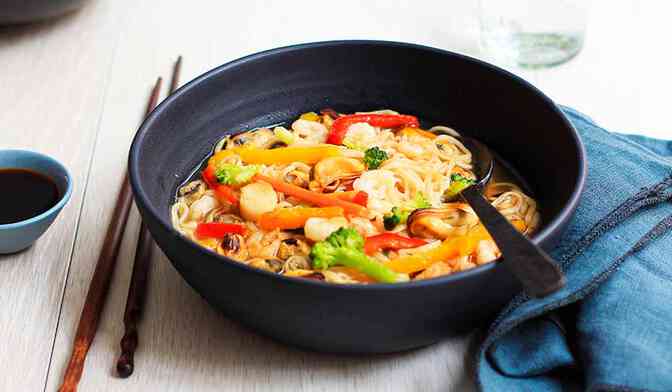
xmin=0 ymin=150 xmax=72 ymax=254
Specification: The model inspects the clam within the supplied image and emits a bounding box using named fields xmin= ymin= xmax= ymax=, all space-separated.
xmin=407 ymin=204 xmax=479 ymax=239
xmin=247 ymin=257 xmax=283 ymax=272
xmin=313 ymin=156 xmax=365 ymax=192
xmin=205 ymin=208 xmax=241 ymax=224
xmin=286 ymin=170 xmax=310 ymax=188
xmin=281 ymin=255 xmax=312 ymax=273
xmin=277 ymin=237 xmax=310 ymax=260
xmin=281 ymin=163 xmax=311 ymax=188
xmin=217 ymin=233 xmax=249 ymax=260
xmin=283 ymin=269 xmax=325 ymax=280
xmin=227 ymin=128 xmax=278 ymax=149
xmin=178 ymin=180 xmax=206 ymax=206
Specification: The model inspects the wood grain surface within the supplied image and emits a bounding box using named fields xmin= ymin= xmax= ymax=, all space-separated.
xmin=1 ymin=0 xmax=670 ymax=391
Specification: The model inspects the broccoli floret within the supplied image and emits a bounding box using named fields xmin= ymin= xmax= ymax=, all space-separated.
xmin=310 ymin=227 xmax=408 ymax=283
xmin=363 ymin=147 xmax=389 ymax=169
xmin=215 ymin=164 xmax=261 ymax=185
xmin=444 ymin=173 xmax=476 ymax=200
xmin=383 ymin=207 xmax=403 ymax=230
xmin=383 ymin=193 xmax=432 ymax=230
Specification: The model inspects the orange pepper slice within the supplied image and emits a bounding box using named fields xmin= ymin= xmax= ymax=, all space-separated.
xmin=253 ymin=174 xmax=369 ymax=217
xmin=385 ymin=221 xmax=527 ymax=274
xmin=258 ymin=206 xmax=344 ymax=230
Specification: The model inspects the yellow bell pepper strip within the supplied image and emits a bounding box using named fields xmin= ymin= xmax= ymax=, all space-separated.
xmin=208 ymin=145 xmax=341 ymax=167
xmin=252 ymin=174 xmax=369 ymax=217
xmin=398 ymin=127 xmax=437 ymax=140
xmin=258 ymin=206 xmax=344 ymax=231
xmin=385 ymin=221 xmax=527 ymax=273
xmin=326 ymin=114 xmax=420 ymax=145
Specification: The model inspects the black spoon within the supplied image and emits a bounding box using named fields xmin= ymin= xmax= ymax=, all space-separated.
xmin=453 ymin=136 xmax=566 ymax=298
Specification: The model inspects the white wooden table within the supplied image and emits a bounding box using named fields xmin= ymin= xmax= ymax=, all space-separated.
xmin=1 ymin=1 xmax=669 ymax=391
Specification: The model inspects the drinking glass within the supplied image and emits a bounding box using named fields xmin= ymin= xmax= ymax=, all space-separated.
xmin=478 ymin=0 xmax=589 ymax=68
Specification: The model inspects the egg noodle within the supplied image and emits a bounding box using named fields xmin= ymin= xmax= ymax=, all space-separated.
xmin=171 ymin=109 xmax=540 ymax=284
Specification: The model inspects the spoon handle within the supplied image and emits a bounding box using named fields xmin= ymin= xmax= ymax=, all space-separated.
xmin=461 ymin=186 xmax=566 ymax=298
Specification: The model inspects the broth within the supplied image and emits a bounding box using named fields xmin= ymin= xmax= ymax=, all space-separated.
xmin=0 ymin=168 xmax=60 ymax=224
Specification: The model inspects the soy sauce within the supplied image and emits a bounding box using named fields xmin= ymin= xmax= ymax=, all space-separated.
xmin=0 ymin=168 xmax=60 ymax=224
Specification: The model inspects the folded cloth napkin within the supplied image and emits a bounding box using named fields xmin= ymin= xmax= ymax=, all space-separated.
xmin=476 ymin=107 xmax=672 ymax=392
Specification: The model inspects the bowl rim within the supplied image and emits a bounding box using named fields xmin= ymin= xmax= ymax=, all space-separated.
xmin=129 ymin=40 xmax=587 ymax=291
xmin=0 ymin=149 xmax=73 ymax=230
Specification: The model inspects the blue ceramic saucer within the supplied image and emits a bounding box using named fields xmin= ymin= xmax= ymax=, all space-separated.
xmin=0 ymin=150 xmax=72 ymax=254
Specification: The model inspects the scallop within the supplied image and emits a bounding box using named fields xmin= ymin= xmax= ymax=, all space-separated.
xmin=304 ymin=216 xmax=349 ymax=242
xmin=239 ymin=182 xmax=278 ymax=222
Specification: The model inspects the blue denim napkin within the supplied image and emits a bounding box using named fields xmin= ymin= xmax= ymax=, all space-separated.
xmin=476 ymin=107 xmax=672 ymax=392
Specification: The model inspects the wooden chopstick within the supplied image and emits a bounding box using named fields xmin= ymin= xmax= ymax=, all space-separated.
xmin=116 ymin=56 xmax=182 ymax=379
xmin=58 ymin=77 xmax=163 ymax=392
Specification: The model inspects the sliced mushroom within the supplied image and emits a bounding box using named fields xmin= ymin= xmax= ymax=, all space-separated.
xmin=217 ymin=233 xmax=248 ymax=260
xmin=313 ymin=156 xmax=365 ymax=192
xmin=407 ymin=204 xmax=479 ymax=239
xmin=178 ymin=180 xmax=207 ymax=206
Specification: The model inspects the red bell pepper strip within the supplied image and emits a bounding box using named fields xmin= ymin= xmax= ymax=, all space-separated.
xmin=364 ymin=233 xmax=427 ymax=255
xmin=330 ymin=191 xmax=369 ymax=207
xmin=326 ymin=114 xmax=420 ymax=145
xmin=202 ymin=164 xmax=238 ymax=205
xmin=352 ymin=191 xmax=369 ymax=207
xmin=213 ymin=185 xmax=238 ymax=205
xmin=195 ymin=222 xmax=247 ymax=239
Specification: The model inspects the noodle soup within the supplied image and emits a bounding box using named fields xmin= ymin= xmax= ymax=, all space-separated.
xmin=171 ymin=109 xmax=539 ymax=284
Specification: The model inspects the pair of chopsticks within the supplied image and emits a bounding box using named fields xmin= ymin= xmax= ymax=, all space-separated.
xmin=58 ymin=57 xmax=182 ymax=392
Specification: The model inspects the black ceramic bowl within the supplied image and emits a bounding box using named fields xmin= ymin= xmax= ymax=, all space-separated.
xmin=129 ymin=41 xmax=586 ymax=353
xmin=0 ymin=0 xmax=89 ymax=25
